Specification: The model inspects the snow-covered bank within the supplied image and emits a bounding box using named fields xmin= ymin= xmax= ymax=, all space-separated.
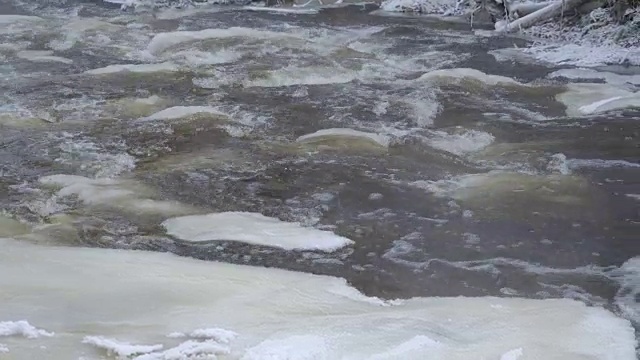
xmin=380 ymin=0 xmax=640 ymax=66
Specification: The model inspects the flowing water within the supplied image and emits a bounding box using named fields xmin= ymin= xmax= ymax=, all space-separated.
xmin=0 ymin=0 xmax=639 ymax=358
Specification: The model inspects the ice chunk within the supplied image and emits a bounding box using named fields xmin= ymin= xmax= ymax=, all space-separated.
xmin=557 ymin=83 xmax=640 ymax=116
xmin=15 ymin=50 xmax=72 ymax=64
xmin=85 ymin=62 xmax=178 ymax=75
xmin=548 ymin=68 xmax=640 ymax=87
xmin=0 ymin=321 xmax=53 ymax=339
xmin=296 ymin=128 xmax=391 ymax=148
xmin=609 ymin=257 xmax=640 ymax=325
xmin=140 ymin=106 xmax=228 ymax=122
xmin=162 ymin=212 xmax=354 ymax=251
xmin=241 ymin=6 xmax=319 ymax=14
xmin=424 ymin=129 xmax=495 ymax=156
xmin=82 ymin=336 xmax=163 ymax=357
xmin=38 ymin=174 xmax=195 ymax=217
xmin=0 ymin=238 xmax=636 ymax=360
xmin=418 ymin=68 xmax=524 ymax=86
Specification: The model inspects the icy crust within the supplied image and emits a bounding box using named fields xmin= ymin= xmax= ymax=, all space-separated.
xmin=0 ymin=321 xmax=54 ymax=339
xmin=296 ymin=128 xmax=392 ymax=148
xmin=0 ymin=238 xmax=636 ymax=360
xmin=162 ymin=212 xmax=354 ymax=251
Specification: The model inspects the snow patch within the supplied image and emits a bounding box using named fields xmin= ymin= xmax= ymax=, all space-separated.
xmin=296 ymin=128 xmax=392 ymax=148
xmin=162 ymin=212 xmax=354 ymax=251
xmin=0 ymin=321 xmax=54 ymax=339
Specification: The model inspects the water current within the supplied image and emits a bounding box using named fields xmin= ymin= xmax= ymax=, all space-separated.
xmin=0 ymin=0 xmax=638 ymax=358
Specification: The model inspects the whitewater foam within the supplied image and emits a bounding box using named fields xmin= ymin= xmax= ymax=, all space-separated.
xmin=162 ymin=211 xmax=354 ymax=251
xmin=0 ymin=321 xmax=54 ymax=339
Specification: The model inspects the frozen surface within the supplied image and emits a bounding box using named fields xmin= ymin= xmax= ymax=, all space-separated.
xmin=0 ymin=238 xmax=636 ymax=360
xmin=524 ymin=44 xmax=640 ymax=67
xmin=162 ymin=211 xmax=354 ymax=251
xmin=296 ymin=128 xmax=392 ymax=148
xmin=548 ymin=68 xmax=640 ymax=88
xmin=15 ymin=50 xmax=72 ymax=64
xmin=140 ymin=106 xmax=228 ymax=121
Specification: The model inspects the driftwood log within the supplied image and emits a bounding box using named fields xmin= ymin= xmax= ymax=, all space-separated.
xmin=496 ymin=0 xmax=590 ymax=32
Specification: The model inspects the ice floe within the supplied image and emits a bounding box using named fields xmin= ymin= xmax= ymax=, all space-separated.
xmin=140 ymin=106 xmax=229 ymax=122
xmin=0 ymin=238 xmax=636 ymax=359
xmin=418 ymin=68 xmax=524 ymax=86
xmin=84 ymin=62 xmax=179 ymax=75
xmin=557 ymin=83 xmax=640 ymax=116
xmin=15 ymin=50 xmax=72 ymax=64
xmin=162 ymin=211 xmax=354 ymax=251
xmin=423 ymin=129 xmax=495 ymax=156
xmin=296 ymin=128 xmax=392 ymax=148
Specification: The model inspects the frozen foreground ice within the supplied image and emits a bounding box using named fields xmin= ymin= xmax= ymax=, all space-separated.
xmin=0 ymin=238 xmax=636 ymax=360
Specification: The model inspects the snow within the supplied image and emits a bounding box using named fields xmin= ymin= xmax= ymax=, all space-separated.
xmin=140 ymin=106 xmax=229 ymax=121
xmin=418 ymin=68 xmax=524 ymax=86
xmin=0 ymin=321 xmax=54 ymax=339
xmin=82 ymin=336 xmax=163 ymax=357
xmin=525 ymin=44 xmax=640 ymax=67
xmin=424 ymin=129 xmax=495 ymax=156
xmin=556 ymin=83 xmax=640 ymax=116
xmin=500 ymin=348 xmax=524 ymax=360
xmin=161 ymin=211 xmax=354 ymax=251
xmin=296 ymin=128 xmax=392 ymax=148
xmin=380 ymin=0 xmax=466 ymax=15
xmin=0 ymin=237 xmax=636 ymax=360
xmin=84 ymin=62 xmax=179 ymax=75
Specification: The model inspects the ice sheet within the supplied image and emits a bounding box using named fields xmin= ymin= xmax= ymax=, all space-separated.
xmin=84 ymin=63 xmax=178 ymax=75
xmin=0 ymin=238 xmax=636 ymax=360
xmin=162 ymin=211 xmax=354 ymax=251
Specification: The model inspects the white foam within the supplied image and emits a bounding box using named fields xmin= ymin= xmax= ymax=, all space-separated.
xmin=568 ymin=158 xmax=640 ymax=169
xmin=0 ymin=238 xmax=636 ymax=359
xmin=0 ymin=321 xmax=54 ymax=339
xmin=82 ymin=336 xmax=163 ymax=357
xmin=136 ymin=339 xmax=231 ymax=360
xmin=15 ymin=50 xmax=73 ymax=64
xmin=162 ymin=212 xmax=354 ymax=251
xmin=380 ymin=0 xmax=461 ymax=14
xmin=0 ymin=344 xmax=7 ymax=353
xmin=556 ymin=83 xmax=640 ymax=116
xmin=85 ymin=62 xmax=178 ymax=75
xmin=241 ymin=335 xmax=328 ymax=360
xmin=625 ymin=194 xmax=640 ymax=201
xmin=244 ymin=66 xmax=358 ymax=87
xmin=242 ymin=6 xmax=319 ymax=14
xmin=0 ymin=15 xmax=43 ymax=25
xmin=296 ymin=128 xmax=391 ymax=148
xmin=424 ymin=129 xmax=495 ymax=156
xmin=140 ymin=106 xmax=228 ymax=121
xmin=418 ymin=68 xmax=524 ymax=86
